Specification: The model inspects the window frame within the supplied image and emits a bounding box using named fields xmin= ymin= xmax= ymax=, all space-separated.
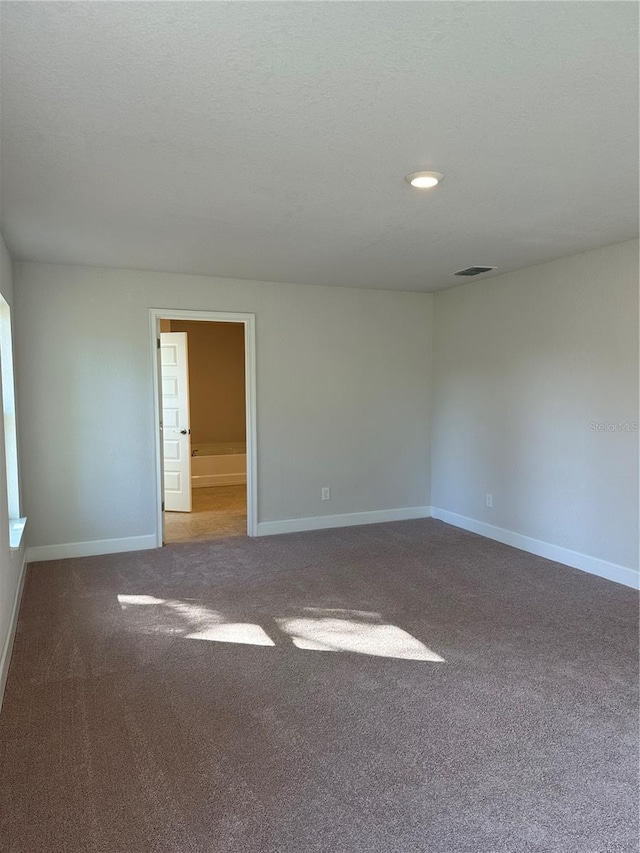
xmin=0 ymin=294 xmax=26 ymax=549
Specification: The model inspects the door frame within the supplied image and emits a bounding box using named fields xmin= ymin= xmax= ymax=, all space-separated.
xmin=149 ymin=308 xmax=258 ymax=544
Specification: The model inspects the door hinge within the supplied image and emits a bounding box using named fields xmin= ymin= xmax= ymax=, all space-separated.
xmin=162 ymin=501 xmax=165 ymax=511
xmin=157 ymin=338 xmax=161 ymax=349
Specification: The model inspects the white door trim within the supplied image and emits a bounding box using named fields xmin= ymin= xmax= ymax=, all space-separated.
xmin=149 ymin=308 xmax=258 ymax=544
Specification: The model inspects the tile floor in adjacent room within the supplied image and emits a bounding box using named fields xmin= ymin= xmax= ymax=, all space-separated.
xmin=164 ymin=485 xmax=247 ymax=543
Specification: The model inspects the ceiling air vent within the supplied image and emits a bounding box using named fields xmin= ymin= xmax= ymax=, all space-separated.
xmin=453 ymin=266 xmax=496 ymax=277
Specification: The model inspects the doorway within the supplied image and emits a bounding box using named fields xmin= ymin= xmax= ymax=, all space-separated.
xmin=150 ymin=309 xmax=257 ymax=545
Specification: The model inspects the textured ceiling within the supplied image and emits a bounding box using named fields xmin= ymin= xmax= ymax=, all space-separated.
xmin=0 ymin=2 xmax=638 ymax=292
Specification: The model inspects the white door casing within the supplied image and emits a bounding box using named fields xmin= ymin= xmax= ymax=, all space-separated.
xmin=160 ymin=332 xmax=192 ymax=512
xmin=150 ymin=308 xmax=257 ymax=543
xmin=155 ymin=332 xmax=166 ymax=543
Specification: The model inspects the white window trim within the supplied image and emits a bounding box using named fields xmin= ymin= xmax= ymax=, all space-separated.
xmin=0 ymin=294 xmax=26 ymax=549
xmin=9 ymin=517 xmax=26 ymax=550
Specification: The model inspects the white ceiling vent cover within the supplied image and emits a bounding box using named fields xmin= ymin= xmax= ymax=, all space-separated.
xmin=453 ymin=266 xmax=497 ymax=277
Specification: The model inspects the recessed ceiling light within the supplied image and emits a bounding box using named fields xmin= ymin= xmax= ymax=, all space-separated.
xmin=405 ymin=170 xmax=444 ymax=189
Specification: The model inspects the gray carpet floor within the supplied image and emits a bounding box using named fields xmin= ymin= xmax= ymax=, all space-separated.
xmin=0 ymin=518 xmax=637 ymax=852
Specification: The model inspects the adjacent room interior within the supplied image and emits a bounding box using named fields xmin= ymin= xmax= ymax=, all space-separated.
xmin=0 ymin=3 xmax=637 ymax=853
xmin=159 ymin=318 xmax=248 ymax=544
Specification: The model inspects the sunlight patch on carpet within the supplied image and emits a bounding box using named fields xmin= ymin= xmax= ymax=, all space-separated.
xmin=275 ymin=608 xmax=445 ymax=661
xmin=116 ymin=597 xmax=444 ymax=659
xmin=186 ymin=623 xmax=274 ymax=646
xmin=117 ymin=594 xmax=274 ymax=645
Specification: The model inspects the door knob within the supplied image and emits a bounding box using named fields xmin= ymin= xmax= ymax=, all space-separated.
xmin=180 ymin=429 xmax=189 ymax=435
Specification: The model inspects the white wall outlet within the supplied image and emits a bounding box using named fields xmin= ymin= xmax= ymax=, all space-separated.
xmin=321 ymin=487 xmax=331 ymax=501
xmin=485 ymin=493 xmax=493 ymax=508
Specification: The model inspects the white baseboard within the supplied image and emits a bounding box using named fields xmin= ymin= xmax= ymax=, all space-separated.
xmin=431 ymin=507 xmax=639 ymax=590
xmin=26 ymin=534 xmax=158 ymax=563
xmin=192 ymin=473 xmax=246 ymax=488
xmin=0 ymin=549 xmax=27 ymax=711
xmin=257 ymin=506 xmax=432 ymax=536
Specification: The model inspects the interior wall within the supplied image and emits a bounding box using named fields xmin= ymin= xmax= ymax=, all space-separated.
xmin=432 ymin=239 xmax=639 ymax=575
xmin=14 ymin=264 xmax=433 ymax=548
xmin=0 ymin=231 xmax=26 ymax=699
xmin=168 ymin=320 xmax=245 ymax=446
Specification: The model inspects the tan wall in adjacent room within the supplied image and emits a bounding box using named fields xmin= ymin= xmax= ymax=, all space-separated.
xmin=169 ymin=320 xmax=246 ymax=445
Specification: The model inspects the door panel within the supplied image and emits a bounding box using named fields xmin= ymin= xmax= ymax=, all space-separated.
xmin=160 ymin=332 xmax=191 ymax=512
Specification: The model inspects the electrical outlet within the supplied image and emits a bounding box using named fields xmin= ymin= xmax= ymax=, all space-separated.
xmin=486 ymin=493 xmax=493 ymax=508
xmin=321 ymin=487 xmax=331 ymax=501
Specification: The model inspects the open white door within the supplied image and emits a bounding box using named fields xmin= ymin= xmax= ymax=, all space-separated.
xmin=160 ymin=332 xmax=192 ymax=512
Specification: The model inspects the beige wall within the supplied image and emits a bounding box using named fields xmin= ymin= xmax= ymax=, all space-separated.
xmin=169 ymin=320 xmax=245 ymax=445
xmin=0 ymin=232 xmax=26 ymax=702
xmin=432 ymin=239 xmax=639 ymax=575
xmin=10 ymin=241 xmax=638 ymax=581
xmin=14 ymin=263 xmax=433 ymax=547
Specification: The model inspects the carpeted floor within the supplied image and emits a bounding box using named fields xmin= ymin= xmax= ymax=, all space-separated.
xmin=0 ymin=518 xmax=637 ymax=852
